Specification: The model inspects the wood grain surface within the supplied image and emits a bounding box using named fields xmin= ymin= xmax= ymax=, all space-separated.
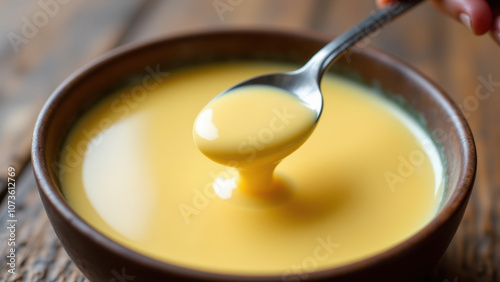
xmin=0 ymin=0 xmax=498 ymax=281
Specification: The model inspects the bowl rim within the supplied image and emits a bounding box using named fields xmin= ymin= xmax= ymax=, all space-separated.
xmin=32 ymin=28 xmax=477 ymax=281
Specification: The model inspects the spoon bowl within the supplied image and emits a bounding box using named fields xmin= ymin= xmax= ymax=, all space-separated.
xmin=220 ymin=70 xmax=323 ymax=119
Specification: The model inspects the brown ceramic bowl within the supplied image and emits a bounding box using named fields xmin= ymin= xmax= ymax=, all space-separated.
xmin=32 ymin=29 xmax=476 ymax=282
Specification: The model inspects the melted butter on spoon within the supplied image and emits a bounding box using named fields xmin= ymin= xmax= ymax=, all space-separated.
xmin=194 ymin=0 xmax=424 ymax=206
xmin=193 ymin=85 xmax=317 ymax=205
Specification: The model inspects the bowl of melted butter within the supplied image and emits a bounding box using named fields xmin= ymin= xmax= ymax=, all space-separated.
xmin=32 ymin=29 xmax=476 ymax=282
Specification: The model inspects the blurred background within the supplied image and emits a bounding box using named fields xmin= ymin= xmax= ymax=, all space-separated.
xmin=0 ymin=0 xmax=498 ymax=281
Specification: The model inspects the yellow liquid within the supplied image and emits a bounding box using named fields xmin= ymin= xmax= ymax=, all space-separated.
xmin=193 ymin=85 xmax=317 ymax=199
xmin=59 ymin=61 xmax=443 ymax=275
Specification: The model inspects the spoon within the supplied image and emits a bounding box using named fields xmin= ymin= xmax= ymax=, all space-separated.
xmin=213 ymin=0 xmax=423 ymax=120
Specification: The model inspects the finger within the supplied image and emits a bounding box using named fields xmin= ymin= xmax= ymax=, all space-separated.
xmin=430 ymin=0 xmax=493 ymax=35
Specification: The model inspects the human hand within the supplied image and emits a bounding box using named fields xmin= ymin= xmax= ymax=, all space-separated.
xmin=377 ymin=0 xmax=500 ymax=45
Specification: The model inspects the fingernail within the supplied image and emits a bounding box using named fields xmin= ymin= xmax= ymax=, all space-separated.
xmin=493 ymin=16 xmax=500 ymax=44
xmin=459 ymin=13 xmax=472 ymax=31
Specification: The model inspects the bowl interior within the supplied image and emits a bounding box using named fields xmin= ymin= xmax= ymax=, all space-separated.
xmin=33 ymin=29 xmax=475 ymax=281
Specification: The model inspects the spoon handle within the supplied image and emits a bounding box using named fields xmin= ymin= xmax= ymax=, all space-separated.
xmin=303 ymin=0 xmax=424 ymax=81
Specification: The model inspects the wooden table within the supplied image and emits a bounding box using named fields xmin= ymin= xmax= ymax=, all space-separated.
xmin=0 ymin=1 xmax=498 ymax=281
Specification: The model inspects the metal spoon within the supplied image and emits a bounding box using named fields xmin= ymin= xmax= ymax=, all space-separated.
xmin=214 ymin=0 xmax=423 ymax=120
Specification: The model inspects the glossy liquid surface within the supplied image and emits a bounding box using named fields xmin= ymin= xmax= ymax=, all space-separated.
xmin=59 ymin=61 xmax=443 ymax=275
xmin=193 ymin=85 xmax=317 ymax=199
